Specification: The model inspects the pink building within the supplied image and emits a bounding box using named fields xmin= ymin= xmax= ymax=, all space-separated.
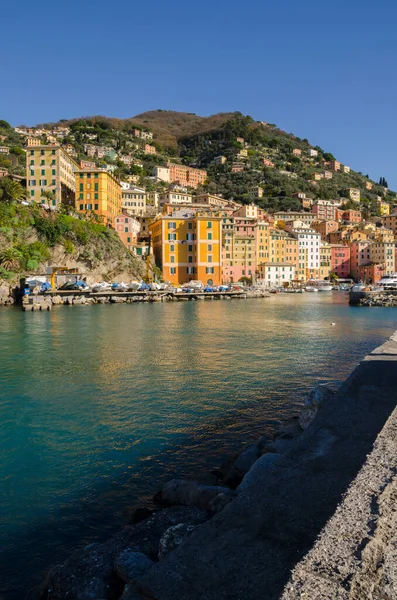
xmin=312 ymin=201 xmax=338 ymax=221
xmin=263 ymin=159 xmax=275 ymax=168
xmin=114 ymin=214 xmax=141 ymax=252
xmin=312 ymin=220 xmax=339 ymax=240
xmin=330 ymin=244 xmax=351 ymax=278
xmin=358 ymin=263 xmax=383 ymax=284
xmin=342 ymin=209 xmax=362 ymax=224
xmin=350 ymin=240 xmax=371 ymax=281
xmin=143 ymin=144 xmax=156 ymax=155
xmin=222 ymin=217 xmax=257 ymax=283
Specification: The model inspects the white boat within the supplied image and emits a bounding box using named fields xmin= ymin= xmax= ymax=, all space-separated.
xmin=182 ymin=280 xmax=203 ymax=290
xmin=91 ymin=281 xmax=112 ymax=293
xmin=377 ymin=274 xmax=397 ymax=290
xmin=128 ymin=281 xmax=141 ymax=291
xmin=317 ymin=283 xmax=333 ymax=292
xmin=305 ymin=286 xmax=318 ymax=292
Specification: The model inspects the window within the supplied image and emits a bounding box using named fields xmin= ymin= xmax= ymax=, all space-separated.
xmin=30 ymin=190 xmax=35 ymax=197
xmin=41 ymin=169 xmax=45 ymax=176
xmin=188 ymin=244 xmax=193 ymax=252
xmin=124 ymin=227 xmax=129 ymax=232
xmin=52 ymin=150 xmax=55 ymax=155
xmin=94 ymin=183 xmax=98 ymax=191
xmin=208 ymin=256 xmax=213 ymax=263
xmin=79 ymin=204 xmax=84 ymax=210
xmin=170 ymin=256 xmax=175 ymax=263
xmin=51 ymin=160 xmax=56 ymax=165
xmin=207 ymin=222 xmax=212 ymax=228
xmin=51 ymin=180 xmax=56 ymax=186
xmin=52 ymin=200 xmax=56 ymax=206
xmin=41 ymin=150 xmax=45 ymax=156
xmin=39 ymin=179 xmax=47 ymax=185
xmin=187 ymin=267 xmax=195 ymax=274
xmin=188 ymin=223 xmax=193 ymax=230
xmin=94 ymin=173 xmax=98 ymax=178
xmin=80 ymin=173 xmax=84 ymax=178
xmin=86 ymin=204 xmax=92 ymax=210
xmin=206 ymin=267 xmax=214 ymax=274
xmin=188 ymin=256 xmax=193 ymax=263
xmin=30 ymin=150 xmax=34 ymax=155
xmin=52 ymin=169 xmax=56 ymax=175
xmin=87 ymin=193 xmax=91 ymax=200
xmin=208 ymin=233 xmax=212 ymax=240
xmin=87 ymin=173 xmax=91 ymax=178
xmin=94 ymin=204 xmax=99 ymax=210
xmin=170 ymin=244 xmax=175 ymax=252
xmin=40 ymin=160 xmax=45 ymax=165
xmin=79 ymin=193 xmax=83 ymax=199
xmin=30 ymin=170 xmax=34 ymax=176
xmin=127 ymin=237 xmax=131 ymax=243
xmin=170 ymin=267 xmax=176 ymax=275
xmin=208 ymin=244 xmax=212 ymax=251
xmin=168 ymin=233 xmax=176 ymax=240
xmin=29 ymin=179 xmax=36 ymax=185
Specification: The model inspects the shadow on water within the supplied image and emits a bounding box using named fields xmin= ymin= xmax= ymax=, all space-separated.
xmin=2 ymin=400 xmax=292 ymax=600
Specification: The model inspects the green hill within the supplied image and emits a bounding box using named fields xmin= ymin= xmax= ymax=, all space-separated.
xmin=8 ymin=111 xmax=396 ymax=216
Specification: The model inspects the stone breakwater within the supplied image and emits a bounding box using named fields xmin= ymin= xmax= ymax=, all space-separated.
xmin=35 ymin=333 xmax=397 ymax=600
xmin=1 ymin=288 xmax=271 ymax=310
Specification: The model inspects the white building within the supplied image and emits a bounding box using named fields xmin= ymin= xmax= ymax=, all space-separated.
xmin=285 ymin=221 xmax=321 ymax=280
xmin=121 ymin=184 xmax=147 ymax=216
xmin=153 ymin=166 xmax=170 ymax=182
xmin=307 ymin=149 xmax=318 ymax=157
xmin=159 ymin=191 xmax=192 ymax=206
xmin=258 ymin=262 xmax=295 ymax=288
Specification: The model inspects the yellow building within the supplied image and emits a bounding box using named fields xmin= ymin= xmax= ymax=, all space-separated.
xmin=75 ymin=169 xmax=122 ymax=225
xmin=256 ymin=220 xmax=270 ymax=264
xmin=269 ymin=228 xmax=299 ymax=271
xmin=150 ymin=210 xmax=222 ymax=285
xmin=27 ymin=145 xmax=79 ymax=207
xmin=379 ymin=201 xmax=390 ymax=216
xmin=319 ymin=241 xmax=331 ymax=280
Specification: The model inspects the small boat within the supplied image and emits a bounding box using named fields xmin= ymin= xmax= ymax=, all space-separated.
xmin=305 ymin=286 xmax=318 ymax=292
xmin=91 ymin=281 xmax=111 ymax=293
xmin=128 ymin=281 xmax=141 ymax=291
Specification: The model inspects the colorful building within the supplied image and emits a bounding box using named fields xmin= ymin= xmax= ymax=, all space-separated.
xmin=222 ymin=217 xmax=257 ymax=283
xmin=114 ymin=214 xmax=141 ymax=252
xmin=75 ymin=169 xmax=122 ymax=224
xmin=27 ymin=145 xmax=79 ymax=207
xmin=330 ymin=244 xmax=351 ymax=279
xmin=358 ymin=263 xmax=383 ymax=284
xmin=168 ymin=163 xmax=207 ymax=189
xmin=319 ymin=242 xmax=331 ymax=280
xmin=350 ymin=240 xmax=371 ymax=281
xmin=121 ymin=185 xmax=147 ymax=216
xmin=342 ymin=209 xmax=362 ymax=224
xmin=312 ymin=220 xmax=339 ymax=240
xmin=149 ymin=211 xmax=222 ymax=285
xmin=257 ymin=263 xmax=295 ymax=287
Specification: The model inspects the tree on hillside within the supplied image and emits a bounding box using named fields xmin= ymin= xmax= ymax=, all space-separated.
xmin=379 ymin=176 xmax=388 ymax=188
xmin=0 ymin=179 xmax=27 ymax=203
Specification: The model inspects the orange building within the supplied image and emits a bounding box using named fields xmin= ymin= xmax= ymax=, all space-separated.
xmin=168 ymin=163 xmax=207 ymax=189
xmin=75 ymin=169 xmax=122 ymax=225
xmin=149 ymin=210 xmax=222 ymax=285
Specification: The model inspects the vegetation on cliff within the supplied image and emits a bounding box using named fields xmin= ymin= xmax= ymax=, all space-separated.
xmin=0 ymin=201 xmax=145 ymax=284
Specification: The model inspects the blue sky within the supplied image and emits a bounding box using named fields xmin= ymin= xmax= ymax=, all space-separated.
xmin=2 ymin=0 xmax=397 ymax=186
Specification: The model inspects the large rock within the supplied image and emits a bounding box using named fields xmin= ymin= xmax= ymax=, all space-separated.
xmin=158 ymin=524 xmax=197 ymax=559
xmin=41 ymin=506 xmax=207 ymax=600
xmin=114 ymin=550 xmax=154 ymax=583
xmin=156 ymin=479 xmax=231 ymax=510
xmin=299 ymin=384 xmax=335 ymax=430
xmin=223 ymin=437 xmax=267 ymax=487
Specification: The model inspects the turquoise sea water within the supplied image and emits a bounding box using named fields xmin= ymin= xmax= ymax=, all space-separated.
xmin=0 ymin=293 xmax=396 ymax=599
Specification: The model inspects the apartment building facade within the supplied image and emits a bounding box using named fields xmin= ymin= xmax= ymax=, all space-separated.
xmin=222 ymin=217 xmax=257 ymax=283
xmin=75 ymin=169 xmax=122 ymax=224
xmin=27 ymin=145 xmax=79 ymax=207
xmin=149 ymin=211 xmax=222 ymax=285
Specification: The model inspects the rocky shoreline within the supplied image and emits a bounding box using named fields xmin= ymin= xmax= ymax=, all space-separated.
xmin=34 ymin=384 xmax=330 ymax=600
xmin=357 ymin=292 xmax=397 ymax=307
